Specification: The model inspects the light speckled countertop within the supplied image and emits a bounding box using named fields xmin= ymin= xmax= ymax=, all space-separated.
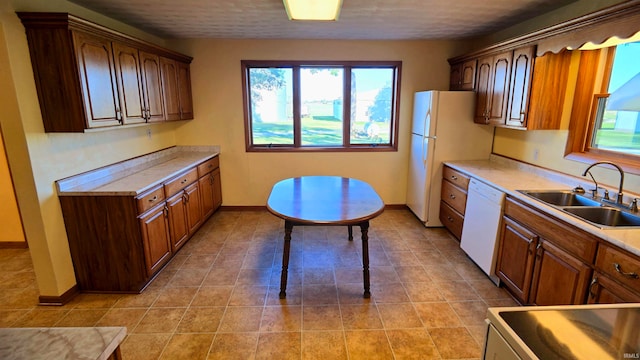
xmin=445 ymin=155 xmax=640 ymax=258
xmin=56 ymin=146 xmax=220 ymax=196
xmin=0 ymin=326 xmax=126 ymax=360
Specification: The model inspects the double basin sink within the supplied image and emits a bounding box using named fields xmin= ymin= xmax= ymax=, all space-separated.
xmin=518 ymin=190 xmax=640 ymax=228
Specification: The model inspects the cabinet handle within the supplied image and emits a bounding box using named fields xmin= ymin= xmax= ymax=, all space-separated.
xmin=181 ymin=179 xmax=188 ymax=184
xmin=183 ymin=193 xmax=189 ymax=202
xmin=446 ymin=216 xmax=454 ymax=222
xmin=163 ymin=206 xmax=168 ymax=217
xmin=209 ymin=174 xmax=214 ymax=185
xmin=450 ymin=175 xmax=458 ymax=181
xmin=589 ymin=277 xmax=598 ymax=299
xmin=613 ymin=263 xmax=639 ymax=279
xmin=449 ymin=194 xmax=456 ymax=199
xmin=148 ymin=195 xmax=158 ymax=202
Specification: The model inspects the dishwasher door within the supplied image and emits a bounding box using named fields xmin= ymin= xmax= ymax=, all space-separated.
xmin=460 ymin=178 xmax=505 ymax=285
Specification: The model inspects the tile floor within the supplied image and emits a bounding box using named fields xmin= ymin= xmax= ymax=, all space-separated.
xmin=0 ymin=209 xmax=517 ymax=359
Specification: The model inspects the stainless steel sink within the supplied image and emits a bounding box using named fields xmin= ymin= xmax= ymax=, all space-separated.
xmin=518 ymin=190 xmax=601 ymax=207
xmin=517 ymin=189 xmax=640 ymax=228
xmin=561 ymin=206 xmax=640 ymax=227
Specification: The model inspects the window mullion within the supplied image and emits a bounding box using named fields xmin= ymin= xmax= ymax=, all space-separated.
xmin=343 ymin=66 xmax=352 ymax=147
xmin=292 ymin=66 xmax=301 ymax=147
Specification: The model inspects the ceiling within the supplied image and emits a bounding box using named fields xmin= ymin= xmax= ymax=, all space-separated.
xmin=69 ymin=0 xmax=577 ymax=40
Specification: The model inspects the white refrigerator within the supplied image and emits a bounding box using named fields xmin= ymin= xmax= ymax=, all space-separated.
xmin=406 ymin=90 xmax=494 ymax=227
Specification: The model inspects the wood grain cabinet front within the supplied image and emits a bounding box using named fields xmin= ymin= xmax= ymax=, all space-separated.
xmin=439 ymin=166 xmax=469 ymax=240
xmin=587 ymin=243 xmax=640 ymax=303
xmin=58 ymin=156 xmax=221 ymax=293
xmin=18 ymin=12 xmax=193 ymax=132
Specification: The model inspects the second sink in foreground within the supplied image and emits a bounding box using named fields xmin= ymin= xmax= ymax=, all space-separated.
xmin=561 ymin=206 xmax=640 ymax=227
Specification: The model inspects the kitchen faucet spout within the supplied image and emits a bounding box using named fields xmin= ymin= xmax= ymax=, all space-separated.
xmin=581 ymin=161 xmax=625 ymax=203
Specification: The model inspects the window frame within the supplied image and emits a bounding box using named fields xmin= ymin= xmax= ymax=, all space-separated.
xmin=241 ymin=60 xmax=402 ymax=152
xmin=565 ymin=48 xmax=640 ymax=174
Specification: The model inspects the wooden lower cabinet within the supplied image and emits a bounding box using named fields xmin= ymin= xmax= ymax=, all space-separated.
xmin=59 ymin=156 xmax=221 ymax=293
xmin=528 ymin=239 xmax=592 ymax=305
xmin=588 ymin=272 xmax=640 ymax=304
xmin=439 ymin=166 xmax=469 ymax=240
xmin=496 ymin=217 xmax=537 ymax=304
xmin=139 ymin=203 xmax=172 ymax=275
xmin=199 ymin=167 xmax=222 ymax=219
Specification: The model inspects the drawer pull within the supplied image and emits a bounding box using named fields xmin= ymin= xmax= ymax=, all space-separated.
xmin=181 ymin=179 xmax=188 ymax=184
xmin=613 ymin=263 xmax=639 ymax=279
xmin=450 ymin=175 xmax=458 ymax=181
xmin=589 ymin=277 xmax=598 ymax=299
xmin=148 ymin=195 xmax=158 ymax=202
xmin=449 ymin=194 xmax=456 ymax=199
xmin=447 ymin=216 xmax=454 ymax=222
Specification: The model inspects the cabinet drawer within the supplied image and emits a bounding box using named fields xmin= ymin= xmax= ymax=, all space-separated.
xmin=137 ymin=186 xmax=165 ymax=214
xmin=443 ymin=166 xmax=469 ymax=190
xmin=441 ymin=180 xmax=467 ymax=214
xmin=164 ymin=168 xmax=198 ymax=197
xmin=197 ymin=156 xmax=219 ymax=177
xmin=596 ymin=244 xmax=640 ymax=294
xmin=439 ymin=201 xmax=464 ymax=240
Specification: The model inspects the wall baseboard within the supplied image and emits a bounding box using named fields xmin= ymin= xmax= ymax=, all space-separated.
xmin=0 ymin=241 xmax=28 ymax=249
xmin=38 ymin=284 xmax=79 ymax=306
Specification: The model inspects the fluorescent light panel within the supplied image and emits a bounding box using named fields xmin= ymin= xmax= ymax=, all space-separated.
xmin=283 ymin=0 xmax=343 ymax=21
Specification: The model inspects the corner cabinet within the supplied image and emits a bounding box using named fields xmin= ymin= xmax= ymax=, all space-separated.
xmin=59 ymin=155 xmax=221 ymax=293
xmin=18 ymin=12 xmax=194 ymax=132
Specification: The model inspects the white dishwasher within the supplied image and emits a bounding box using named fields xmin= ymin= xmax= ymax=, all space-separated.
xmin=460 ymin=178 xmax=505 ymax=285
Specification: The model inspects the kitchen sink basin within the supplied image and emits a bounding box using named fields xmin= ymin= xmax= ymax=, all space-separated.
xmin=561 ymin=206 xmax=640 ymax=227
xmin=518 ymin=190 xmax=601 ymax=207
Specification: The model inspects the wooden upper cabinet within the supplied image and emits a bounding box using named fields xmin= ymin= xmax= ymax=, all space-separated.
xmin=449 ymin=62 xmax=462 ymax=90
xmin=177 ymin=61 xmax=194 ymax=119
xmin=449 ymin=59 xmax=476 ymax=91
xmin=139 ymin=51 xmax=165 ymax=122
xmin=112 ymin=42 xmax=146 ymax=125
xmin=73 ymin=31 xmax=122 ymax=128
xmin=505 ymin=46 xmax=534 ymax=128
xmin=18 ymin=12 xmax=193 ymax=132
xmin=474 ymin=51 xmax=511 ymax=125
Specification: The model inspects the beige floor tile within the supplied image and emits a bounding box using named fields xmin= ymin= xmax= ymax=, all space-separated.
xmin=435 ymin=280 xmax=481 ymax=301
xmin=96 ymin=308 xmax=147 ymax=329
xmin=228 ymin=285 xmax=268 ymax=306
xmin=468 ymin=279 xmax=512 ymax=300
xmin=377 ymin=303 xmax=422 ymax=329
xmin=202 ymin=266 xmax=241 ymax=286
xmin=181 ymin=254 xmax=217 ymax=269
xmin=302 ymin=284 xmax=338 ymax=305
xmin=237 ymin=268 xmax=273 ymax=285
xmin=404 ymin=281 xmax=445 ymax=302
xmin=160 ymin=333 xmax=214 ymax=359
xmin=54 ymin=308 xmax=107 ymax=327
xmin=191 ymin=286 xmax=233 ymax=306
xmin=120 ymin=333 xmax=172 ymax=360
xmin=177 ymin=306 xmax=225 ymax=332
xmin=152 ymin=286 xmax=198 ymax=307
xmin=449 ymin=300 xmax=490 ymax=327
xmin=218 ymin=306 xmax=264 ymax=332
xmin=256 ymin=332 xmax=302 ymax=360
xmin=0 ymin=309 xmax=30 ymax=327
xmin=395 ymin=266 xmax=433 ymax=283
xmin=70 ymin=293 xmax=122 ymax=309
xmin=302 ymin=331 xmax=347 ymax=360
xmin=344 ymin=330 xmax=394 ymax=360
xmin=414 ymin=302 xmax=463 ymax=328
xmin=260 ymin=305 xmax=302 ymax=332
xmin=302 ymin=305 xmax=343 ymax=330
xmin=208 ymin=333 xmax=258 ymax=359
xmin=370 ymin=282 xmax=410 ymax=303
xmin=428 ymin=327 xmax=481 ymax=359
xmin=386 ymin=329 xmax=441 ymax=359
xmin=340 ymin=303 xmax=383 ymax=330
xmin=134 ymin=308 xmax=186 ymax=333
xmin=303 ymin=267 xmax=335 ymax=284
xmin=114 ymin=288 xmax=161 ymax=308
xmin=167 ymin=268 xmax=209 ymax=287
xmin=11 ymin=308 xmax=69 ymax=327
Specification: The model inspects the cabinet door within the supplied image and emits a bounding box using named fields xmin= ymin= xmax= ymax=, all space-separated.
xmin=166 ymin=191 xmax=189 ymax=251
xmin=505 ymin=46 xmax=534 ymax=128
xmin=139 ymin=204 xmax=172 ymax=276
xmin=160 ymin=57 xmax=181 ymax=120
xmin=199 ymin=174 xmax=215 ymax=219
xmin=460 ymin=59 xmax=476 ymax=90
xmin=496 ymin=217 xmax=537 ymax=304
xmin=73 ymin=32 xmax=121 ymax=128
xmin=474 ymin=56 xmax=493 ymax=124
xmin=112 ymin=43 xmax=146 ymax=125
xmin=449 ymin=62 xmax=462 ymax=90
xmin=529 ymin=239 xmax=592 ymax=305
xmin=587 ymin=273 xmax=640 ymax=304
xmin=140 ymin=51 xmax=165 ymax=122
xmin=184 ymin=182 xmax=202 ymax=234
xmin=212 ymin=167 xmax=222 ymax=211
xmin=486 ymin=51 xmax=512 ymax=125
xmin=177 ymin=61 xmax=194 ymax=119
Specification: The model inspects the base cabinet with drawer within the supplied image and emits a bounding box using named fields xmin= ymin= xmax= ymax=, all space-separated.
xmin=59 ymin=155 xmax=221 ymax=293
xmin=496 ymin=196 xmax=597 ymax=305
xmin=588 ymin=244 xmax=640 ymax=303
xmin=439 ymin=166 xmax=469 ymax=240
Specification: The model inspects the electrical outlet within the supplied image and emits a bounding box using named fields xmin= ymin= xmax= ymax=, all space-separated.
xmin=533 ymin=148 xmax=539 ymax=161
xmin=146 ymin=129 xmax=152 ymax=139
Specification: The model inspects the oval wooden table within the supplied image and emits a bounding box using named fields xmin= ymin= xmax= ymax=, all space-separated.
xmin=267 ymin=176 xmax=385 ymax=298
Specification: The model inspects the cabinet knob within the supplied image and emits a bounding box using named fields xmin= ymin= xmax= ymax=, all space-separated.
xmin=181 ymin=179 xmax=188 ymax=184
xmin=450 ymin=175 xmax=458 ymax=181
xmin=613 ymin=263 xmax=639 ymax=279
xmin=449 ymin=194 xmax=456 ymax=199
xmin=446 ymin=216 xmax=454 ymax=222
xmin=148 ymin=195 xmax=157 ymax=202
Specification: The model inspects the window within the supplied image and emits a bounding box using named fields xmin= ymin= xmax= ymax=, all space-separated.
xmin=241 ymin=61 xmax=401 ymax=151
xmin=566 ymin=41 xmax=640 ymax=171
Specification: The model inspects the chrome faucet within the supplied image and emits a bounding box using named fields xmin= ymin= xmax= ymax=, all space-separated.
xmin=582 ymin=161 xmax=625 ymax=204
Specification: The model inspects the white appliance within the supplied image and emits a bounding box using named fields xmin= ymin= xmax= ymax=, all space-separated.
xmin=406 ymin=90 xmax=494 ymax=227
xmin=460 ymin=178 xmax=505 ymax=285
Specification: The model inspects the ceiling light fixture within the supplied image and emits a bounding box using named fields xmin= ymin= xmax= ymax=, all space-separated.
xmin=283 ymin=0 xmax=343 ymax=21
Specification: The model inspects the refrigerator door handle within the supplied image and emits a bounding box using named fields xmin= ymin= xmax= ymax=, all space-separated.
xmin=423 ymin=138 xmax=428 ymax=163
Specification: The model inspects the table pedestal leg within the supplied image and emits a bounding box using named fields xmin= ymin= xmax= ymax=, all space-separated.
xmin=348 ymin=225 xmax=353 ymax=241
xmin=360 ymin=221 xmax=371 ymax=298
xmin=279 ymin=220 xmax=293 ymax=299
